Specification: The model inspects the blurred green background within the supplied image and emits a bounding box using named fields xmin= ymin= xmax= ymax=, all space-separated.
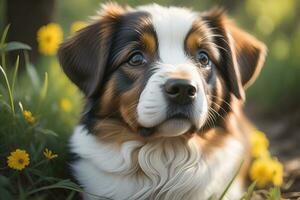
xmin=1 ymin=0 xmax=299 ymax=115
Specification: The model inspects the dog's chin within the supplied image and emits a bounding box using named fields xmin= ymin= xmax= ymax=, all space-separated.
xmin=156 ymin=119 xmax=192 ymax=137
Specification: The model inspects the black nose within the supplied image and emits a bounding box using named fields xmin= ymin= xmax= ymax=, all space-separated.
xmin=164 ymin=79 xmax=197 ymax=104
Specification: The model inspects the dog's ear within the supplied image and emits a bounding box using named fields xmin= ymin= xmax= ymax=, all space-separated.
xmin=226 ymin=21 xmax=267 ymax=89
xmin=202 ymin=9 xmax=267 ymax=100
xmin=58 ymin=3 xmax=125 ymax=97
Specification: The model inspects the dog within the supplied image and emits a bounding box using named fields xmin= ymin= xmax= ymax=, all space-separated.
xmin=58 ymin=3 xmax=266 ymax=200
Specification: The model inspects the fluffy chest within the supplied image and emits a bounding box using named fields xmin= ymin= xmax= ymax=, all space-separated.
xmin=71 ymin=126 xmax=244 ymax=200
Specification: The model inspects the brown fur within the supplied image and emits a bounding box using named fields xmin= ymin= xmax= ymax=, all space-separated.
xmin=141 ymin=33 xmax=157 ymax=55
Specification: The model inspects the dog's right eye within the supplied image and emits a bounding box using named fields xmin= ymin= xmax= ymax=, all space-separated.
xmin=196 ymin=51 xmax=211 ymax=69
xmin=128 ymin=52 xmax=147 ymax=66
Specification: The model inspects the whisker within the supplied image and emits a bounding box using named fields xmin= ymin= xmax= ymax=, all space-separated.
xmin=210 ymin=101 xmax=229 ymax=116
xmin=206 ymin=111 xmax=216 ymax=129
xmin=209 ymin=107 xmax=226 ymax=123
xmin=208 ymin=94 xmax=233 ymax=110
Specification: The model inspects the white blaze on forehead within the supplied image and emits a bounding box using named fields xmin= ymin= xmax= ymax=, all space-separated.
xmin=138 ymin=4 xmax=197 ymax=64
xmin=137 ymin=5 xmax=208 ymax=132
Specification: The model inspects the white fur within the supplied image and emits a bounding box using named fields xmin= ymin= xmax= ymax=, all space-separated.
xmin=138 ymin=4 xmax=196 ymax=65
xmin=71 ymin=126 xmax=244 ymax=200
xmin=137 ymin=5 xmax=208 ymax=136
xmin=137 ymin=63 xmax=208 ymax=136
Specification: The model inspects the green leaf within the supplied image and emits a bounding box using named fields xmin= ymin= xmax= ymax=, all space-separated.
xmin=267 ymin=187 xmax=281 ymax=200
xmin=0 ymin=175 xmax=11 ymax=187
xmin=24 ymin=51 xmax=40 ymax=90
xmin=36 ymin=128 xmax=58 ymax=137
xmin=25 ymin=62 xmax=40 ymax=90
xmin=240 ymin=182 xmax=256 ymax=200
xmin=0 ymin=187 xmax=14 ymax=200
xmin=3 ymin=41 xmax=31 ymax=52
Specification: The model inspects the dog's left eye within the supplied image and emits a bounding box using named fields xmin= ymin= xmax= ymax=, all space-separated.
xmin=196 ymin=51 xmax=211 ymax=68
xmin=128 ymin=52 xmax=147 ymax=66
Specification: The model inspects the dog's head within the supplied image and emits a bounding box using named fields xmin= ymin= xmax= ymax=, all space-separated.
xmin=59 ymin=3 xmax=266 ymax=139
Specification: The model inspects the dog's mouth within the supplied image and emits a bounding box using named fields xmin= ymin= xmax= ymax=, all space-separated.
xmin=168 ymin=112 xmax=190 ymax=121
xmin=138 ymin=111 xmax=198 ymax=138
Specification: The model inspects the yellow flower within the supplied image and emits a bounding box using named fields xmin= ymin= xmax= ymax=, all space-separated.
xmin=37 ymin=23 xmax=63 ymax=55
xmin=7 ymin=149 xmax=30 ymax=170
xmin=59 ymin=98 xmax=72 ymax=112
xmin=250 ymin=130 xmax=270 ymax=158
xmin=271 ymin=158 xmax=284 ymax=186
xmin=249 ymin=157 xmax=283 ymax=188
xmin=43 ymin=148 xmax=58 ymax=160
xmin=23 ymin=110 xmax=35 ymax=124
xmin=70 ymin=21 xmax=88 ymax=34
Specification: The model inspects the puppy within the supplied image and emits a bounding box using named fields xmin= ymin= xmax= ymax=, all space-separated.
xmin=58 ymin=3 xmax=266 ymax=200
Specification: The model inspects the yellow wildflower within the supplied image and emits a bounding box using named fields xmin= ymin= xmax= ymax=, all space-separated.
xmin=250 ymin=130 xmax=270 ymax=158
xmin=7 ymin=149 xmax=30 ymax=170
xmin=271 ymin=158 xmax=284 ymax=186
xmin=59 ymin=98 xmax=72 ymax=112
xmin=249 ymin=157 xmax=283 ymax=188
xmin=23 ymin=110 xmax=35 ymax=124
xmin=70 ymin=21 xmax=88 ymax=34
xmin=43 ymin=148 xmax=58 ymax=160
xmin=37 ymin=23 xmax=63 ymax=55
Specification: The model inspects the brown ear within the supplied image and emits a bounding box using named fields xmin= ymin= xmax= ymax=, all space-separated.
xmin=202 ymin=9 xmax=267 ymax=100
xmin=227 ymin=22 xmax=267 ymax=89
xmin=58 ymin=3 xmax=125 ymax=97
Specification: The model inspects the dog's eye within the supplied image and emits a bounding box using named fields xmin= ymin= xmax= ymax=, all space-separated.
xmin=128 ymin=52 xmax=147 ymax=66
xmin=196 ymin=51 xmax=211 ymax=68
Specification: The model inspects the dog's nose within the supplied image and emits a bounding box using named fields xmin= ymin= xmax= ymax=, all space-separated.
xmin=164 ymin=79 xmax=197 ymax=104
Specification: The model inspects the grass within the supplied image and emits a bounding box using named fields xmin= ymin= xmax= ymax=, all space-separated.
xmin=0 ymin=26 xmax=282 ymax=200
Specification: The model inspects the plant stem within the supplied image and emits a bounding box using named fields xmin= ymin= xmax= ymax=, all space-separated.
xmin=12 ymin=55 xmax=20 ymax=96
xmin=1 ymin=52 xmax=5 ymax=71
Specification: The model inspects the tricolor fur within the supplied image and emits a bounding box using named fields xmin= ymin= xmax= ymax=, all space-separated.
xmin=58 ymin=3 xmax=266 ymax=200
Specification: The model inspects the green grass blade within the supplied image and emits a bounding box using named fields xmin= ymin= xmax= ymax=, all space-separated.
xmin=218 ymin=161 xmax=244 ymax=200
xmin=0 ymin=65 xmax=15 ymax=116
xmin=66 ymin=191 xmax=76 ymax=200
xmin=37 ymin=72 xmax=48 ymax=112
xmin=26 ymin=179 xmax=111 ymax=200
xmin=18 ymin=101 xmax=24 ymax=112
xmin=0 ymin=25 xmax=10 ymax=71
xmin=12 ymin=56 xmax=20 ymax=96
xmin=0 ymin=25 xmax=10 ymax=45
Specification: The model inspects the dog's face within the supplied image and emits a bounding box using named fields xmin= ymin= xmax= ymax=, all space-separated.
xmin=59 ymin=3 xmax=266 ymax=139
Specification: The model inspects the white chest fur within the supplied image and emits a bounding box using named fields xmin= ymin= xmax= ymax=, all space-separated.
xmin=70 ymin=126 xmax=244 ymax=200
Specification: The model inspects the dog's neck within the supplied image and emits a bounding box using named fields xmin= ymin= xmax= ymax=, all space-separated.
xmin=71 ymin=125 xmax=244 ymax=200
